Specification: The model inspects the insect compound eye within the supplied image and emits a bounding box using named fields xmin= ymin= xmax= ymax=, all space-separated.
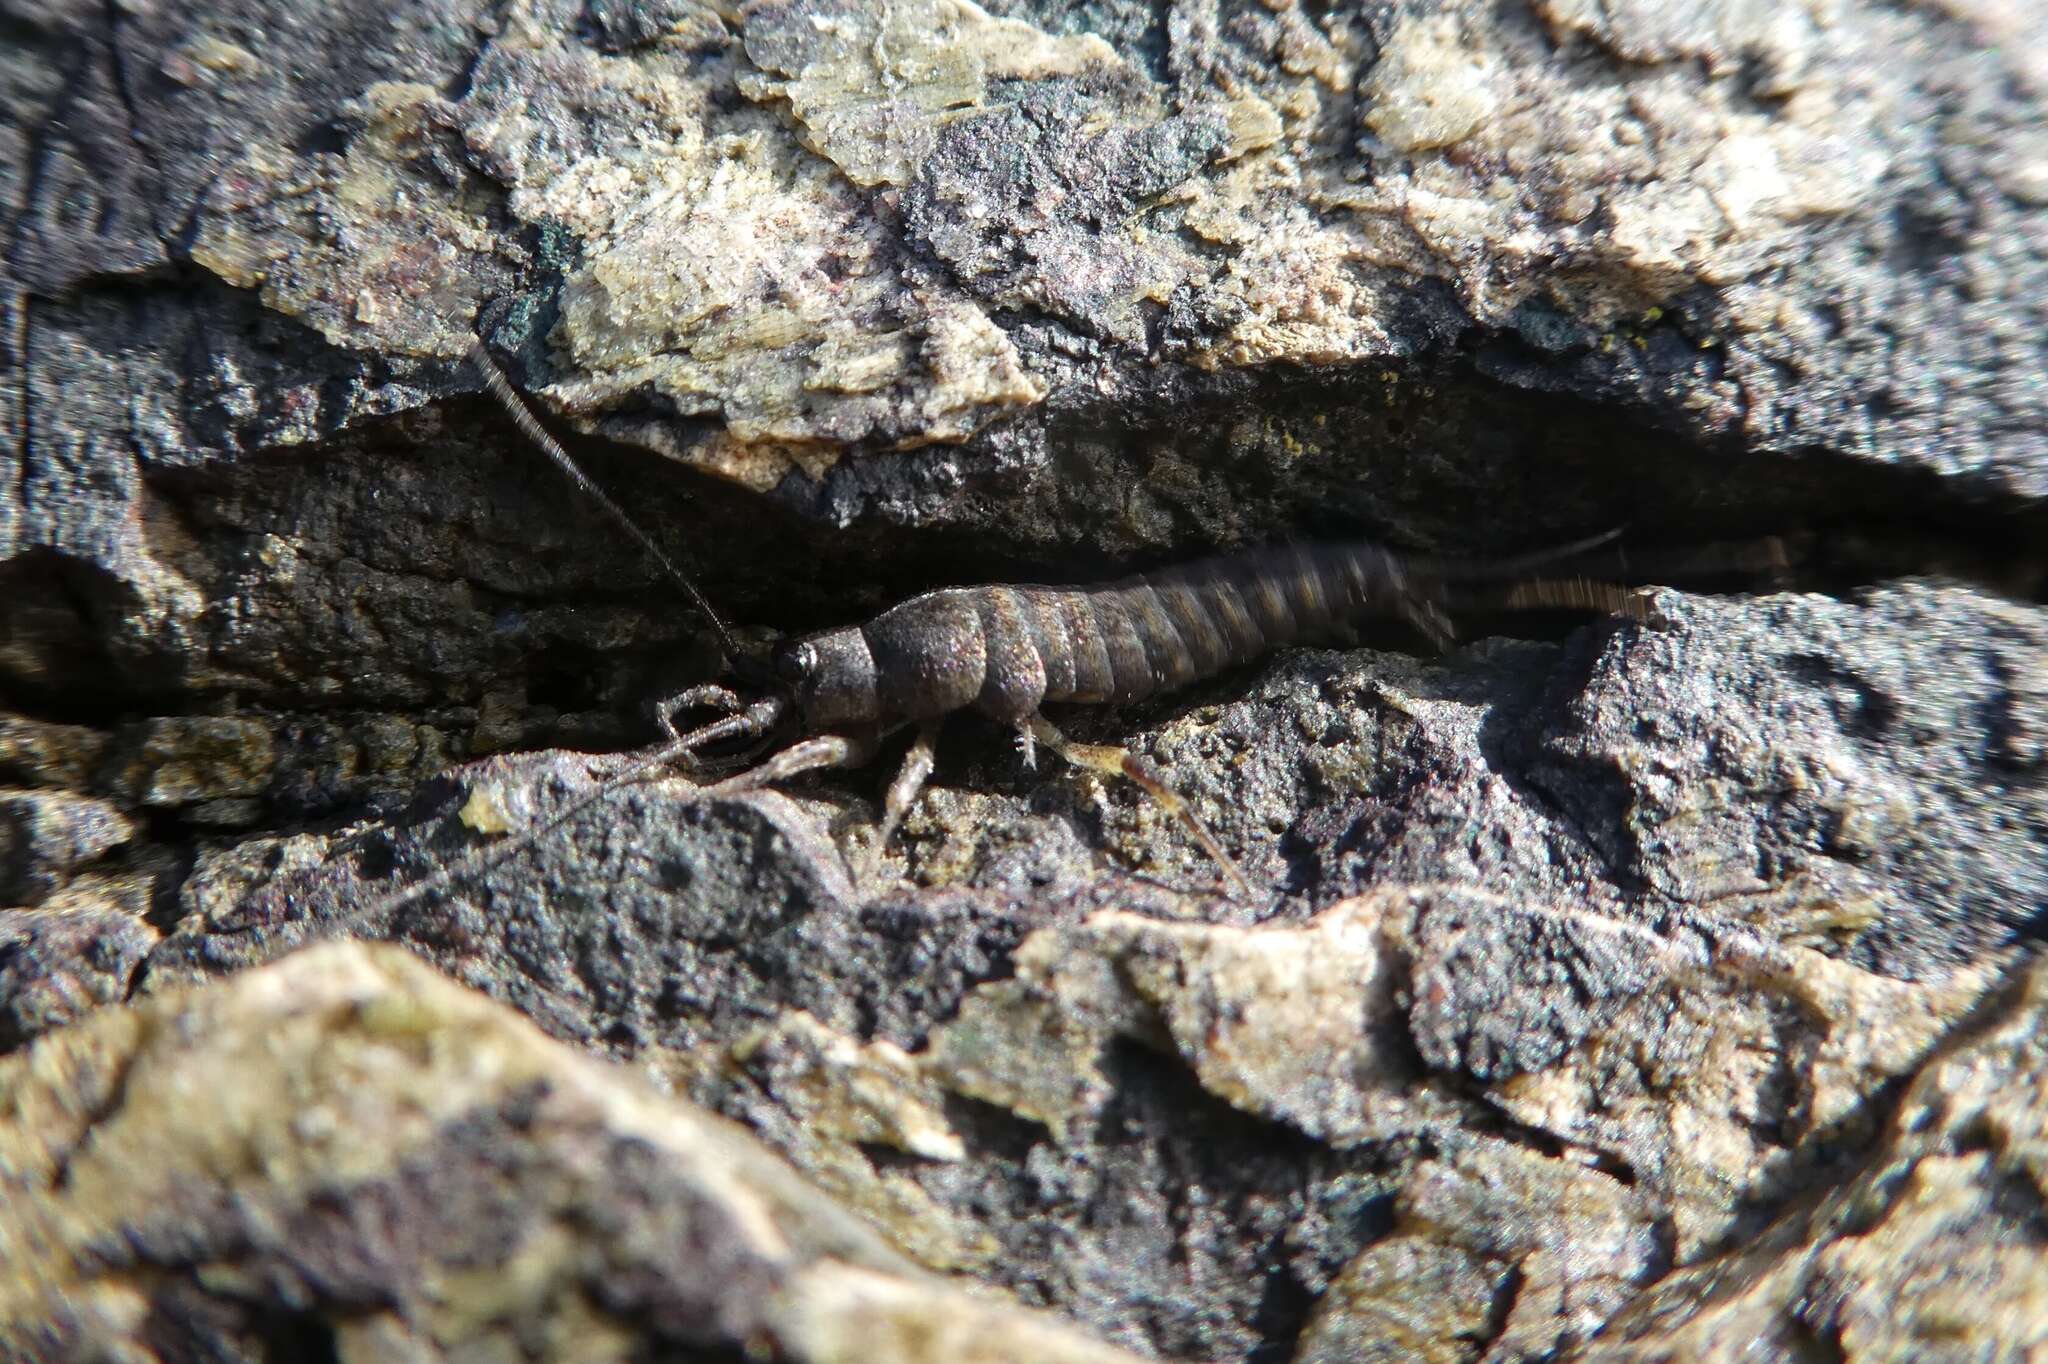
xmin=776 ymin=642 xmax=818 ymax=684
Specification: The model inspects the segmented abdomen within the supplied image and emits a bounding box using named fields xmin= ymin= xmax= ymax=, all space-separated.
xmin=998 ymin=542 xmax=1427 ymax=709
xmin=841 ymin=538 xmax=1635 ymax=730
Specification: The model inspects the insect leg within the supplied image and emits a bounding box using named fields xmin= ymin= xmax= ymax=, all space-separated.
xmin=350 ymin=700 xmax=786 ymax=929
xmin=875 ymin=719 xmax=944 ymax=852
xmin=583 ymin=692 xmax=785 ymax=780
xmin=653 ymin=683 xmax=744 ymax=742
xmin=1027 ymin=713 xmax=1252 ymax=898
xmin=708 ymin=732 xmax=879 ymax=794
xmin=611 ymin=684 xmax=789 ymax=780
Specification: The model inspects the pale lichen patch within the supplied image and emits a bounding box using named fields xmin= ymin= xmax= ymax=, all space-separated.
xmin=1333 ymin=3 xmax=1881 ymax=322
xmin=921 ymin=894 xmax=1467 ymax=1146
xmin=1361 ymin=13 xmax=1502 ymax=154
xmin=187 ymin=81 xmax=516 ymax=360
xmin=649 ymin=1013 xmax=1000 ymax=1275
xmin=459 ymin=5 xmax=1043 ymax=478
xmin=732 ymin=1011 xmax=965 ymax=1163
xmin=738 ymin=0 xmax=1120 ymax=188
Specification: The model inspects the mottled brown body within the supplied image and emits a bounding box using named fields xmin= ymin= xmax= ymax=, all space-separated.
xmin=780 ymin=542 xmax=1448 ymax=734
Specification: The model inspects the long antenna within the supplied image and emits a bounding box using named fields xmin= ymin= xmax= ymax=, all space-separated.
xmin=468 ymin=338 xmax=740 ymax=664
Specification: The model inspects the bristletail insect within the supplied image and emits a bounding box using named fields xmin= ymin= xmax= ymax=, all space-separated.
xmin=422 ymin=340 xmax=1651 ymax=901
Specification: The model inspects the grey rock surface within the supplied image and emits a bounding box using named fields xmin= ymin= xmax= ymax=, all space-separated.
xmin=141 ymin=579 xmax=2043 ymax=1359
xmin=1578 ymin=952 xmax=2048 ymax=1363
xmin=0 ymin=942 xmax=1148 ymax=1364
xmin=2 ymin=0 xmax=2044 ymax=1360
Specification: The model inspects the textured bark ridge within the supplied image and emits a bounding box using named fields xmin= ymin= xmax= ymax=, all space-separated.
xmin=3 ymin=0 xmax=2046 ymax=1360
